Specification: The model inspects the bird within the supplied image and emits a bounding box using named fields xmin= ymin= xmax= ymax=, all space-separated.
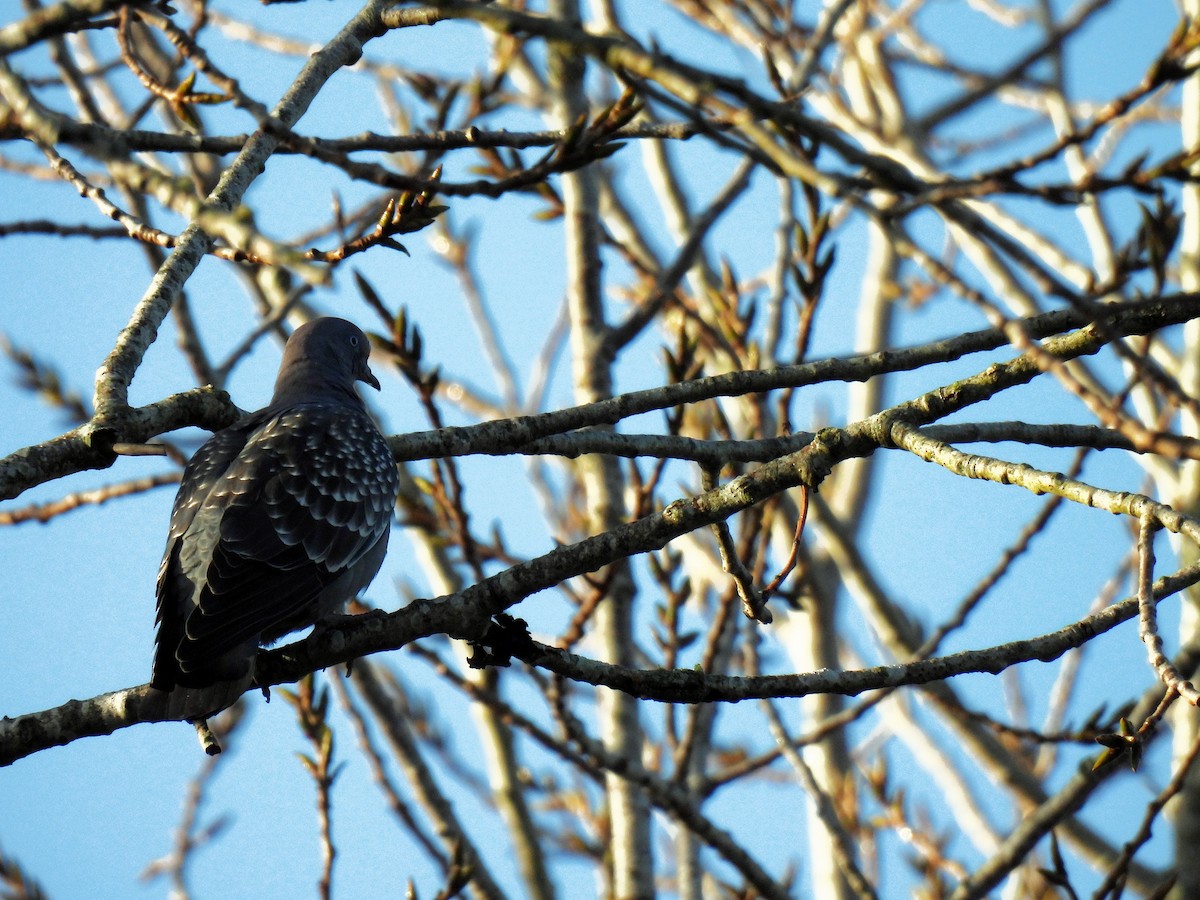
xmin=151 ymin=317 xmax=399 ymax=717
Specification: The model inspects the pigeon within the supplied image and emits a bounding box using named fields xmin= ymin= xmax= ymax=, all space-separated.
xmin=151 ymin=317 xmax=398 ymax=714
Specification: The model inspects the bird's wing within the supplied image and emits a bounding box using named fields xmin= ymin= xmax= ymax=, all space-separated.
xmin=168 ymin=405 xmax=397 ymax=666
xmin=153 ymin=414 xmax=268 ymax=689
xmin=154 ymin=416 xmax=264 ymax=627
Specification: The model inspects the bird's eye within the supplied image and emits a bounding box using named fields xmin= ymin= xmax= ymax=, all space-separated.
xmin=350 ymin=336 xmax=359 ymax=347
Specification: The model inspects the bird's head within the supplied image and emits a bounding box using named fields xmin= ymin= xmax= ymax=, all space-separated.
xmin=272 ymin=317 xmax=381 ymax=406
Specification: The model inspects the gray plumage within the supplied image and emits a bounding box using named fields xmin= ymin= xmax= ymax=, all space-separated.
xmin=152 ymin=317 xmax=398 ymax=703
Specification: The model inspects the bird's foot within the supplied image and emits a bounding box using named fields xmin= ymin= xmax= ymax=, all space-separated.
xmin=313 ymin=607 xmax=389 ymax=634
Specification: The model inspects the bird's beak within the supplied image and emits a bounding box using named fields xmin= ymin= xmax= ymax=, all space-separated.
xmin=359 ymin=361 xmax=381 ymax=391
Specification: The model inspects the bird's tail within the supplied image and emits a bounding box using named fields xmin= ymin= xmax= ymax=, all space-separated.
xmin=158 ymin=677 xmax=251 ymax=722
